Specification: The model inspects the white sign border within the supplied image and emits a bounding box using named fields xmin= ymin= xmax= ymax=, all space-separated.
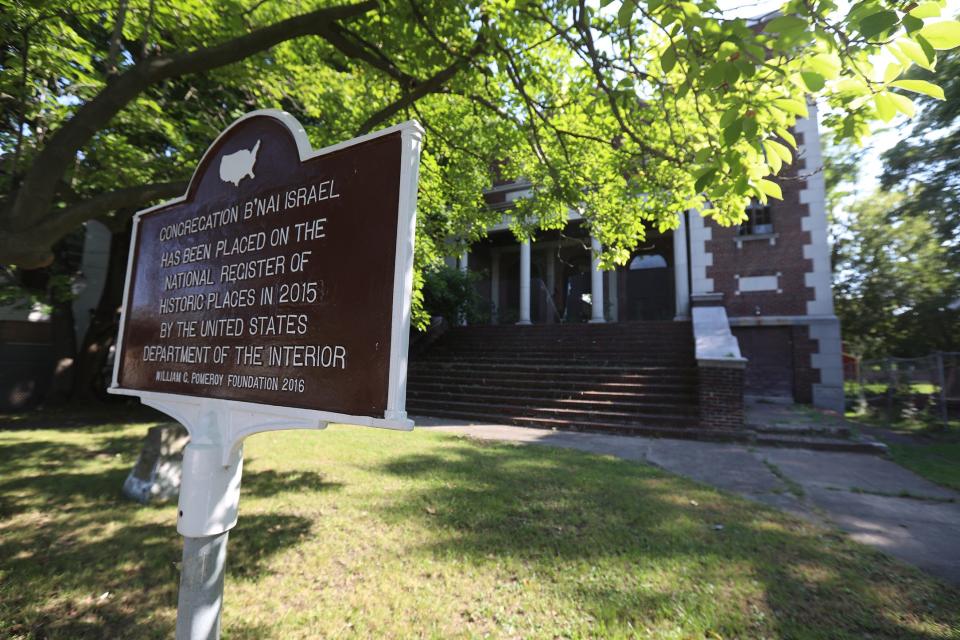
xmin=108 ymin=110 xmax=422 ymax=457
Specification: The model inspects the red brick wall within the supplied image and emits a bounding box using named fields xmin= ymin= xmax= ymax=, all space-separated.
xmin=699 ymin=365 xmax=745 ymax=429
xmin=705 ymin=132 xmax=815 ymax=317
xmin=791 ymin=324 xmax=819 ymax=403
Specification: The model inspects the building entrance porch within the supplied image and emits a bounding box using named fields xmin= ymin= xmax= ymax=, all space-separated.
xmin=462 ymin=220 xmax=690 ymax=325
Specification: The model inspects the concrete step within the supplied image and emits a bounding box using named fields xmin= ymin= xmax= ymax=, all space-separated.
xmin=410 ymin=360 xmax=699 ymax=376
xmin=752 ymin=433 xmax=889 ymax=455
xmin=407 ymin=397 xmax=699 ymax=423
xmin=408 ymin=408 xmax=747 ymax=442
xmin=407 ymin=376 xmax=697 ymax=393
xmin=407 ymin=381 xmax=697 ymax=401
xmin=407 ymin=390 xmax=698 ymax=415
xmin=748 ymin=423 xmax=853 ymax=439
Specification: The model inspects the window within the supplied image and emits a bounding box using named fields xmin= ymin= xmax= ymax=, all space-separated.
xmin=628 ymin=254 xmax=668 ymax=270
xmin=739 ymin=200 xmax=773 ymax=236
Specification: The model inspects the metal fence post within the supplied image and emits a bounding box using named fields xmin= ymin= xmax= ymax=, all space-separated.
xmin=886 ymin=357 xmax=895 ymax=420
xmin=936 ymin=351 xmax=949 ymax=428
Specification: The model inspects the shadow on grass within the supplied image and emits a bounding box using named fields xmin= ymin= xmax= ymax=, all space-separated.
xmin=0 ymin=505 xmax=311 ymax=639
xmin=376 ymin=440 xmax=960 ymax=639
xmin=243 ymin=469 xmax=344 ymax=498
xmin=0 ymin=403 xmax=164 ymax=430
xmin=0 ymin=428 xmax=318 ymax=639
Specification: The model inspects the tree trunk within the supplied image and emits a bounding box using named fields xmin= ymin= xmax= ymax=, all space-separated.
xmin=72 ymin=221 xmax=131 ymax=401
xmin=44 ymin=298 xmax=77 ymax=405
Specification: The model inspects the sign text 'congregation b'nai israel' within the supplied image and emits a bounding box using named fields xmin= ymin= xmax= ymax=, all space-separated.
xmin=110 ymin=111 xmax=423 ymax=427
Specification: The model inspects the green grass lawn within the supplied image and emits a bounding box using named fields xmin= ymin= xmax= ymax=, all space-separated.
xmin=845 ymin=406 xmax=960 ymax=491
xmin=888 ymin=442 xmax=960 ymax=492
xmin=2 ymin=418 xmax=960 ymax=639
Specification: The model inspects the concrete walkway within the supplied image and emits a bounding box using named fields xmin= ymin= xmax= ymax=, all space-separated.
xmin=415 ymin=416 xmax=960 ymax=586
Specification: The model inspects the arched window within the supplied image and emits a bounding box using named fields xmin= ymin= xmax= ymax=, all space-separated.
xmin=628 ymin=254 xmax=668 ymax=270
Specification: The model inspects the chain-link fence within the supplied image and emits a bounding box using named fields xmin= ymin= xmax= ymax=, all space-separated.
xmin=846 ymin=352 xmax=960 ymax=428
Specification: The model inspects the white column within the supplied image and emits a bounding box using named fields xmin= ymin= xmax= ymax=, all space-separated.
xmin=490 ymin=249 xmax=500 ymax=324
xmin=458 ymin=251 xmax=469 ymax=326
xmin=590 ymin=235 xmax=605 ymax=323
xmin=545 ymin=248 xmax=556 ymax=323
xmin=609 ymin=268 xmax=619 ymax=322
xmin=673 ymin=214 xmax=690 ymax=319
xmin=518 ymin=239 xmax=532 ymax=325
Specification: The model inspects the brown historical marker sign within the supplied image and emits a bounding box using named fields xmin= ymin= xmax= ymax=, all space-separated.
xmin=110 ymin=111 xmax=422 ymax=426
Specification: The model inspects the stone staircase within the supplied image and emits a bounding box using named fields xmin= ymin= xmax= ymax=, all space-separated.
xmin=406 ymin=322 xmax=716 ymax=438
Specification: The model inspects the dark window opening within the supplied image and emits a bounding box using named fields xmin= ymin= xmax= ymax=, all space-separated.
xmin=739 ymin=200 xmax=774 ymax=236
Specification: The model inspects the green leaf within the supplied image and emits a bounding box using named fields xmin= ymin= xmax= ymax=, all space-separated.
xmin=883 ymin=62 xmax=903 ymax=83
xmin=909 ymin=2 xmax=941 ymax=18
xmin=887 ymin=42 xmax=913 ymax=67
xmin=719 ymin=106 xmax=740 ymax=128
xmin=897 ymin=38 xmax=935 ymax=69
xmin=767 ymin=138 xmax=792 ymax=163
xmin=762 ymin=140 xmax=783 ymax=173
xmin=618 ymin=0 xmax=636 ymax=28
xmin=743 ymin=116 xmax=758 ymax=138
xmin=773 ymin=97 xmax=809 ymax=117
xmin=801 ymin=71 xmax=825 ymax=91
xmin=917 ymin=34 xmax=938 ymax=62
xmin=723 ymin=119 xmax=743 ymax=145
xmin=804 ymin=54 xmax=841 ymax=79
xmin=889 ymin=92 xmax=916 ymax=116
xmin=858 ymin=10 xmax=899 ymax=40
xmin=757 ymin=178 xmax=783 ymax=200
xmin=694 ymin=168 xmax=717 ymax=193
xmin=918 ymin=20 xmax=960 ymax=49
xmin=903 ymin=14 xmax=924 ymax=33
xmin=724 ymin=63 xmax=741 ymax=84
xmin=661 ymin=45 xmax=677 ymax=73
xmin=777 ymin=128 xmax=797 ymax=148
xmin=891 ymin=79 xmax=945 ymax=99
xmin=705 ymin=62 xmax=729 ymax=87
xmin=764 ymin=15 xmax=807 ymax=36
xmin=873 ymin=92 xmax=897 ymax=122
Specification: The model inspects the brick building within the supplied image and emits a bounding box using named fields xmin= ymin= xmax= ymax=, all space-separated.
xmin=408 ymin=107 xmax=843 ymax=433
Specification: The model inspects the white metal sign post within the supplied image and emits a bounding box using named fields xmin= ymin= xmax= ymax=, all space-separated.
xmin=109 ymin=111 xmax=422 ymax=639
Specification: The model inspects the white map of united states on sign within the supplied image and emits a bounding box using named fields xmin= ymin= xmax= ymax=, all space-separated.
xmin=219 ymin=139 xmax=261 ymax=186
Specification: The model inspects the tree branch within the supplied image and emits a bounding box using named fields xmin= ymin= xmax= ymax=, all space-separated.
xmin=36 ymin=181 xmax=188 ymax=238
xmin=356 ymin=33 xmax=486 ymax=134
xmin=7 ymin=1 xmax=377 ymax=232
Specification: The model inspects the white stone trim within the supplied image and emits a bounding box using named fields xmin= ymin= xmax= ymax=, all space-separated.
xmin=795 ymin=106 xmax=834 ymax=316
xmin=692 ymin=305 xmax=746 ymax=368
xmin=735 ymin=273 xmax=780 ymax=294
xmin=808 ymin=316 xmax=844 ymax=412
xmin=687 ymin=210 xmax=714 ymax=295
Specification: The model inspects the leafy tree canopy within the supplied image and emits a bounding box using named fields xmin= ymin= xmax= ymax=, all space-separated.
xmin=881 ymin=46 xmax=960 ymax=267
xmin=3 ymin=0 xmax=960 ymax=326
xmin=833 ymin=190 xmax=956 ymax=357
